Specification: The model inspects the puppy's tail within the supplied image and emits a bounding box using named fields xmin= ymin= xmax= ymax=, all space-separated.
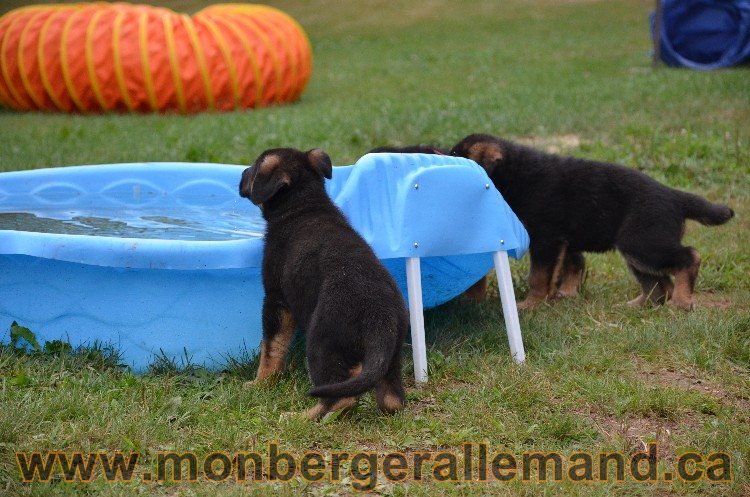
xmin=678 ymin=191 xmax=734 ymax=226
xmin=308 ymin=313 xmax=402 ymax=399
xmin=308 ymin=355 xmax=388 ymax=399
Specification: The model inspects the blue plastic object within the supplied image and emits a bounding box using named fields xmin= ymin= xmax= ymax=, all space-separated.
xmin=652 ymin=0 xmax=750 ymax=69
xmin=0 ymin=153 xmax=529 ymax=370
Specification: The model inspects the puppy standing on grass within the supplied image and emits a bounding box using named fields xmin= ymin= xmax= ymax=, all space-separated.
xmin=239 ymin=147 xmax=408 ymax=420
xmin=450 ymin=133 xmax=735 ymax=311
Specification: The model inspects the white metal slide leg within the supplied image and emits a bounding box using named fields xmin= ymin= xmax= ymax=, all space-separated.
xmin=405 ymin=257 xmax=428 ymax=384
xmin=493 ymin=250 xmax=526 ymax=363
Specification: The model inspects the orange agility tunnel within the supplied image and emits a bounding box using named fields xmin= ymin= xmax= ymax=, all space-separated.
xmin=0 ymin=3 xmax=312 ymax=113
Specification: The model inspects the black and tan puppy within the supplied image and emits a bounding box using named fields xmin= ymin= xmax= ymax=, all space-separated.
xmin=239 ymin=147 xmax=408 ymax=419
xmin=450 ymin=133 xmax=735 ymax=311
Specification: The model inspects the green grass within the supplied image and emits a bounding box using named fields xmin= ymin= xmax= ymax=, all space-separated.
xmin=1 ymin=0 xmax=749 ymax=495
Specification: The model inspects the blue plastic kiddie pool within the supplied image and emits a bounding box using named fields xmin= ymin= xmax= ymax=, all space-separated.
xmin=0 ymin=153 xmax=529 ymax=375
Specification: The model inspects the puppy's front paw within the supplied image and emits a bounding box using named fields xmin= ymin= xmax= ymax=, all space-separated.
xmin=242 ymin=380 xmax=254 ymax=389
xmin=243 ymin=375 xmax=278 ymax=389
xmin=517 ymin=297 xmax=543 ymax=310
xmin=304 ymin=403 xmax=327 ymax=421
xmin=669 ymin=299 xmax=694 ymax=312
xmin=555 ymin=288 xmax=579 ymax=299
xmin=626 ymin=294 xmax=647 ymax=307
xmin=279 ymin=411 xmax=308 ymax=422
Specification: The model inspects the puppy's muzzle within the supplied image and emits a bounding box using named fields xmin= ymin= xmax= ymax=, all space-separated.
xmin=239 ymin=167 xmax=254 ymax=199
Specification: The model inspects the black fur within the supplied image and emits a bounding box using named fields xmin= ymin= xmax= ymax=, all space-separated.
xmin=450 ymin=133 xmax=735 ymax=310
xmin=239 ymin=148 xmax=408 ymax=418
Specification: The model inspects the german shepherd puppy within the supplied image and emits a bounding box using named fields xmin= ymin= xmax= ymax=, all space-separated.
xmin=239 ymin=147 xmax=408 ymax=419
xmin=450 ymin=133 xmax=735 ymax=311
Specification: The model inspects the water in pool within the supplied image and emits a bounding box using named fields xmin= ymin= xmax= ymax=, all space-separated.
xmin=0 ymin=206 xmax=266 ymax=241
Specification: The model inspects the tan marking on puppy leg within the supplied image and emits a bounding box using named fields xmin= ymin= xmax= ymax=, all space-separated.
xmin=379 ymin=392 xmax=404 ymax=414
xmin=255 ymin=310 xmax=295 ymax=382
xmin=558 ymin=268 xmax=582 ymax=297
xmin=671 ymin=273 xmax=694 ymax=311
xmin=670 ymin=250 xmax=701 ymax=311
xmin=558 ymin=252 xmax=584 ymax=298
xmin=624 ymin=257 xmax=671 ymax=306
xmin=519 ymin=261 xmax=552 ymax=309
xmin=305 ymin=366 xmax=362 ymax=420
xmin=305 ymin=397 xmax=357 ymax=421
xmin=464 ymin=275 xmax=488 ymax=300
xmin=548 ymin=245 xmax=568 ymax=298
xmin=468 ymin=141 xmax=503 ymax=166
xmin=646 ymin=284 xmax=667 ymax=305
xmin=349 ymin=363 xmax=363 ymax=377
xmin=254 ymin=343 xmax=275 ymax=382
xmin=627 ymin=294 xmax=647 ymax=307
xmin=628 ymin=278 xmax=666 ymax=307
xmin=305 ymin=402 xmax=327 ymax=421
xmin=660 ymin=277 xmax=674 ymax=300
xmin=329 ymin=396 xmax=357 ymax=413
xmin=518 ymin=297 xmax=545 ymax=310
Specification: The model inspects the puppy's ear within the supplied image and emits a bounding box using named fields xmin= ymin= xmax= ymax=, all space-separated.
xmin=306 ymin=148 xmax=333 ymax=179
xmin=249 ymin=154 xmax=291 ymax=205
xmin=468 ymin=141 xmax=503 ymax=175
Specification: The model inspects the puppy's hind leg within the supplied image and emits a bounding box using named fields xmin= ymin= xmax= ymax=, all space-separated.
xmin=255 ymin=297 xmax=295 ymax=383
xmin=620 ymin=244 xmax=699 ymax=310
xmin=625 ymin=262 xmax=669 ymax=306
xmin=669 ymin=247 xmax=701 ymax=311
xmin=376 ymin=350 xmax=405 ymax=415
xmin=305 ymin=352 xmax=360 ymax=421
xmin=305 ymin=396 xmax=358 ymax=422
xmin=557 ymin=251 xmax=585 ymax=298
xmin=519 ymin=244 xmax=560 ymax=309
xmin=464 ymin=275 xmax=488 ymax=301
xmin=659 ymin=276 xmax=674 ymax=301
xmin=548 ymin=243 xmax=568 ymax=299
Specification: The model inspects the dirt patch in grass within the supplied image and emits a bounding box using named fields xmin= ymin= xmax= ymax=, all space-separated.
xmin=575 ymin=356 xmax=750 ymax=460
xmin=694 ymin=293 xmax=735 ymax=311
xmin=577 ymin=402 xmax=701 ymax=462
xmin=408 ymin=394 xmax=439 ymax=416
xmin=633 ymin=359 xmax=750 ymax=413
xmin=516 ymin=134 xmax=583 ymax=153
xmin=577 ymin=357 xmax=750 ymax=459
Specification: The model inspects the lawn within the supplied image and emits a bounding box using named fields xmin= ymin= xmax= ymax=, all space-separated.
xmin=1 ymin=0 xmax=749 ymax=495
